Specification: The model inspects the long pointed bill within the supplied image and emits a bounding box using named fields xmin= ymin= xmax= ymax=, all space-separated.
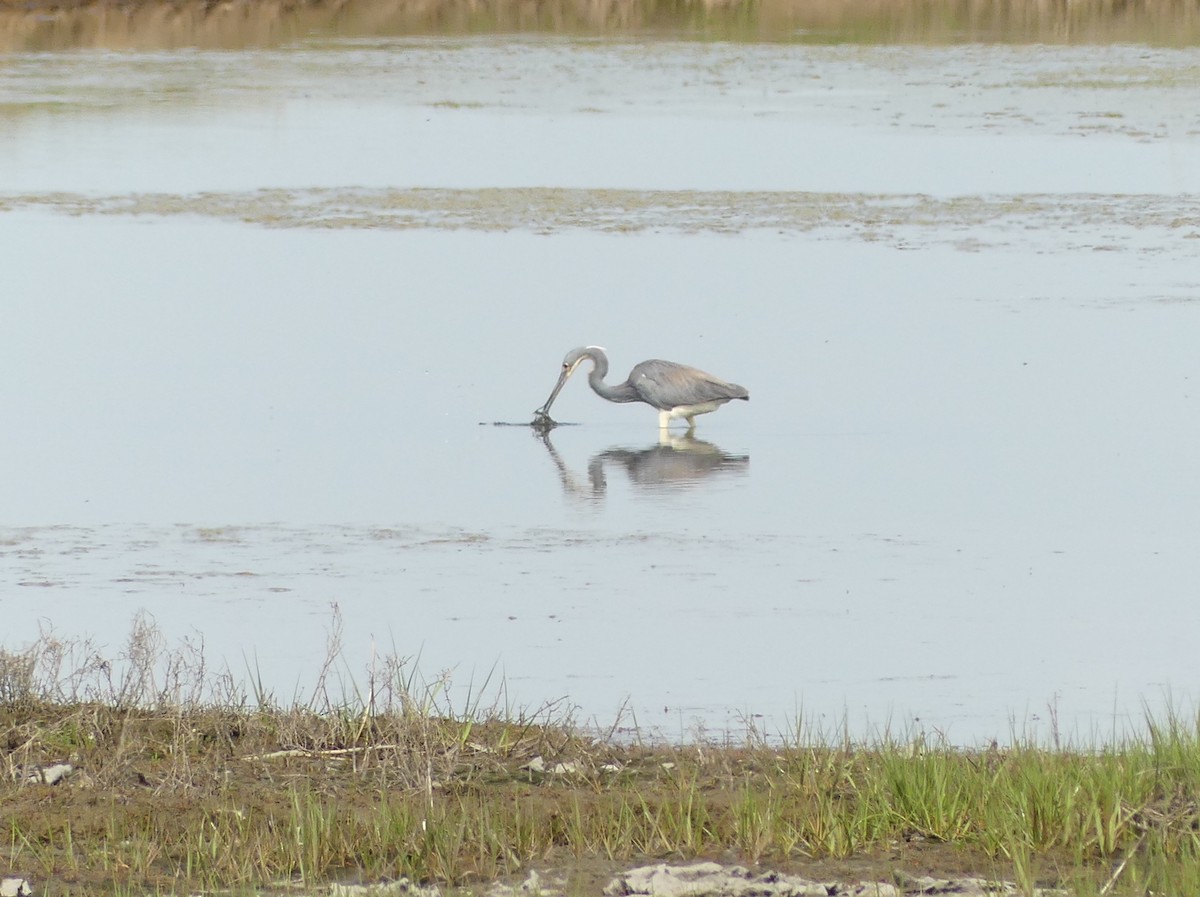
xmin=535 ymin=369 xmax=572 ymax=416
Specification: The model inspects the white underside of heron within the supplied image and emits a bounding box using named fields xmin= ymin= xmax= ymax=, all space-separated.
xmin=659 ymin=402 xmax=723 ymax=430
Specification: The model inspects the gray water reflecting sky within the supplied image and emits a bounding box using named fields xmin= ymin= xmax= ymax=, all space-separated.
xmin=3 ymin=42 xmax=1200 ymax=194
xmin=2 ymin=39 xmax=1200 ymax=742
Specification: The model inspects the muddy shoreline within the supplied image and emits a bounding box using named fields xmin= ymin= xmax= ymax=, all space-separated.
xmin=2 ymin=680 xmax=1191 ymax=895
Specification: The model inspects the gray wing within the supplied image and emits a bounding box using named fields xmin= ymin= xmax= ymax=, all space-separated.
xmin=628 ymin=359 xmax=749 ymax=410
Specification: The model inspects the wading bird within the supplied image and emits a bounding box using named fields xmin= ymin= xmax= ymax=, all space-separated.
xmin=535 ymin=346 xmax=749 ymax=430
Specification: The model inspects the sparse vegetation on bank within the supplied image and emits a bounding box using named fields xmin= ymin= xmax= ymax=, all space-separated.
xmin=3 ymin=0 xmax=1200 ymax=50
xmin=2 ymin=614 xmax=1199 ymax=895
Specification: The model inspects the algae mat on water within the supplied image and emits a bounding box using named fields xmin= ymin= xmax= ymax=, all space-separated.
xmin=3 ymin=187 xmax=1199 ymax=260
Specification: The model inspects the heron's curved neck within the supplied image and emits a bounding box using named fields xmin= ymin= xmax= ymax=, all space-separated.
xmin=587 ymin=356 xmax=639 ymax=403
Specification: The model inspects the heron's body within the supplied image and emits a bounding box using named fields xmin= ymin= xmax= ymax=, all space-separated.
xmin=537 ymin=346 xmax=748 ymax=430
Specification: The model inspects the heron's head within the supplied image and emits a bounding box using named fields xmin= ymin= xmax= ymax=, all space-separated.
xmin=561 ymin=346 xmax=606 ymax=378
xmin=538 ymin=346 xmax=607 ymax=415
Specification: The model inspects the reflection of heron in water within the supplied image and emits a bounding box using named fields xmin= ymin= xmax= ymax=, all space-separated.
xmin=538 ymin=430 xmax=749 ymax=499
xmin=535 ymin=346 xmax=748 ymax=431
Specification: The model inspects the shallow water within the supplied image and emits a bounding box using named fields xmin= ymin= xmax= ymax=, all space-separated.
xmin=3 ymin=39 xmax=1199 ymax=744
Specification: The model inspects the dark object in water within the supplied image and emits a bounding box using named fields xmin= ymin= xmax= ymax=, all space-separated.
xmin=531 ymin=409 xmax=557 ymax=432
xmin=482 ymin=413 xmax=574 ymax=429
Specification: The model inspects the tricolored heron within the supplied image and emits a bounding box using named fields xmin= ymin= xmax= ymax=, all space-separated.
xmin=535 ymin=346 xmax=748 ymax=430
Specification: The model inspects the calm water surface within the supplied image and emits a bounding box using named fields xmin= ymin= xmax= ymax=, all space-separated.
xmin=2 ymin=39 xmax=1199 ymax=743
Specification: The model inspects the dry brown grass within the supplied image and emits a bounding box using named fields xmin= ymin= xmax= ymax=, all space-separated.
xmin=1 ymin=0 xmax=1200 ymax=50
